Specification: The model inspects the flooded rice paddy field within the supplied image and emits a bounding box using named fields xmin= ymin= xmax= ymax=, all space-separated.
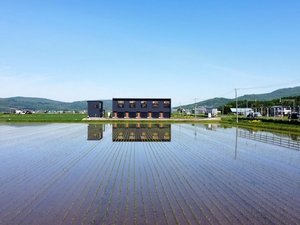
xmin=0 ymin=123 xmax=300 ymax=225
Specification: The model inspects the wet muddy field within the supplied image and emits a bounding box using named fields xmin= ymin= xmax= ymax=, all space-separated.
xmin=0 ymin=123 xmax=299 ymax=225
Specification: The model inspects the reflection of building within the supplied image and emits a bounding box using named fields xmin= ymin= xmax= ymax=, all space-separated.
xmin=87 ymin=124 xmax=104 ymax=140
xmin=112 ymin=98 xmax=171 ymax=119
xmin=87 ymin=100 xmax=103 ymax=117
xmin=205 ymin=123 xmax=220 ymax=131
xmin=238 ymin=129 xmax=300 ymax=151
xmin=112 ymin=123 xmax=171 ymax=142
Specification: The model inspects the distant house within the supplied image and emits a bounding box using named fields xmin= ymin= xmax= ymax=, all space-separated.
xmin=112 ymin=98 xmax=171 ymax=119
xmin=195 ymin=106 xmax=206 ymax=115
xmin=230 ymin=108 xmax=254 ymax=116
xmin=206 ymin=107 xmax=218 ymax=117
xmin=11 ymin=109 xmax=25 ymax=114
xmin=87 ymin=100 xmax=103 ymax=117
xmin=270 ymin=106 xmax=291 ymax=117
xmin=195 ymin=107 xmax=218 ymax=117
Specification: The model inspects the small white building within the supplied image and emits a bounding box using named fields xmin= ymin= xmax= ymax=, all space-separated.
xmin=194 ymin=106 xmax=219 ymax=117
xmin=11 ymin=109 xmax=25 ymax=114
xmin=206 ymin=107 xmax=218 ymax=117
xmin=230 ymin=108 xmax=254 ymax=116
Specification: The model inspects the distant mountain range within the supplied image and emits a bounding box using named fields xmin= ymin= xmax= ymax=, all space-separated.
xmin=1 ymin=86 xmax=300 ymax=112
xmin=0 ymin=97 xmax=112 ymax=112
xmin=176 ymin=86 xmax=300 ymax=109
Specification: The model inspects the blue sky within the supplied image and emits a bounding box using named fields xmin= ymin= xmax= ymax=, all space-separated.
xmin=0 ymin=0 xmax=300 ymax=105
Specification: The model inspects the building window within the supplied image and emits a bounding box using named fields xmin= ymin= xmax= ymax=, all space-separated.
xmin=141 ymin=101 xmax=147 ymax=108
xmin=163 ymin=101 xmax=170 ymax=108
xmin=117 ymin=101 xmax=124 ymax=108
xmin=152 ymin=101 xmax=159 ymax=108
xmin=94 ymin=104 xmax=99 ymax=109
xmin=129 ymin=101 xmax=136 ymax=108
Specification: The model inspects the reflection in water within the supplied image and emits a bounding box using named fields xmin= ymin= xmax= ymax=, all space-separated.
xmin=290 ymin=133 xmax=300 ymax=141
xmin=235 ymin=126 xmax=238 ymax=159
xmin=205 ymin=123 xmax=221 ymax=131
xmin=112 ymin=123 xmax=171 ymax=142
xmin=87 ymin=124 xmax=104 ymax=140
xmin=1 ymin=123 xmax=300 ymax=225
xmin=220 ymin=124 xmax=300 ymax=150
xmin=202 ymin=123 xmax=300 ymax=151
xmin=191 ymin=123 xmax=221 ymax=137
xmin=238 ymin=129 xmax=300 ymax=151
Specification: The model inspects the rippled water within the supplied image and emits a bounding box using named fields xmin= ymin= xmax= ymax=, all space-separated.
xmin=0 ymin=123 xmax=299 ymax=225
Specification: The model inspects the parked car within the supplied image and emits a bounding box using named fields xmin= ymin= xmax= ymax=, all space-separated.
xmin=247 ymin=112 xmax=262 ymax=118
xmin=253 ymin=112 xmax=262 ymax=117
xmin=288 ymin=113 xmax=300 ymax=120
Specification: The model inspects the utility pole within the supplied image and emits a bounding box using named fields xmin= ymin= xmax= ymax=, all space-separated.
xmin=283 ymin=98 xmax=295 ymax=113
xmin=235 ymin=88 xmax=238 ymax=123
xmin=194 ymin=98 xmax=197 ymax=119
xmin=179 ymin=102 xmax=182 ymax=116
xmin=235 ymin=126 xmax=238 ymax=160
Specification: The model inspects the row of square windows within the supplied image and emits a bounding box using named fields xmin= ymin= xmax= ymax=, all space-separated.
xmin=117 ymin=100 xmax=170 ymax=108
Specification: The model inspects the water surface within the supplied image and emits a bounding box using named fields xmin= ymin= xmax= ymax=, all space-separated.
xmin=0 ymin=123 xmax=299 ymax=225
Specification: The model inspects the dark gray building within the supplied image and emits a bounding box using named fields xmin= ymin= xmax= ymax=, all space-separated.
xmin=112 ymin=98 xmax=171 ymax=119
xmin=87 ymin=124 xmax=104 ymax=140
xmin=270 ymin=105 xmax=291 ymax=117
xmin=87 ymin=100 xmax=103 ymax=117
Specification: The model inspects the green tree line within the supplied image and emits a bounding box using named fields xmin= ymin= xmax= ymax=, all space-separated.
xmin=219 ymin=96 xmax=300 ymax=114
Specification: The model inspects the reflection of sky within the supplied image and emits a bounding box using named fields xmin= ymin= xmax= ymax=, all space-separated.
xmin=0 ymin=123 xmax=300 ymax=224
xmin=175 ymin=124 xmax=300 ymax=170
xmin=238 ymin=129 xmax=300 ymax=151
xmin=202 ymin=123 xmax=300 ymax=150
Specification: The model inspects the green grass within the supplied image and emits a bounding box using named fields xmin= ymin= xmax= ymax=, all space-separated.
xmin=171 ymin=113 xmax=207 ymax=119
xmin=0 ymin=113 xmax=87 ymax=123
xmin=220 ymin=115 xmax=300 ymax=133
xmin=1 ymin=113 xmax=300 ymax=134
xmin=0 ymin=113 xmax=219 ymax=123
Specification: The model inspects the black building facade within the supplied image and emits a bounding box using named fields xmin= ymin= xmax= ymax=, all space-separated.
xmin=87 ymin=100 xmax=103 ymax=117
xmin=112 ymin=98 xmax=171 ymax=118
